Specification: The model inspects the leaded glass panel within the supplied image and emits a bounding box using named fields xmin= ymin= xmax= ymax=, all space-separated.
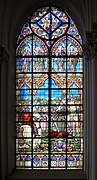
xmin=16 ymin=6 xmax=83 ymax=170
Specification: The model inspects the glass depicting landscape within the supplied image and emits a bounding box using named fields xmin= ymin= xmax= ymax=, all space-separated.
xmin=16 ymin=6 xmax=83 ymax=169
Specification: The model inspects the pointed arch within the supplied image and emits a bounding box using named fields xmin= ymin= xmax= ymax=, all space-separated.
xmin=15 ymin=5 xmax=84 ymax=170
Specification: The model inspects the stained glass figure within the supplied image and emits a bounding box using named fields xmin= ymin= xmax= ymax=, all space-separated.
xmin=16 ymin=6 xmax=83 ymax=169
xmin=16 ymin=36 xmax=32 ymax=56
xmin=16 ymin=58 xmax=32 ymax=73
xmin=51 ymin=37 xmax=66 ymax=55
xmin=67 ymin=58 xmax=83 ymax=72
xmin=67 ymin=36 xmax=82 ymax=55
xmin=52 ymin=58 xmax=66 ymax=72
xmin=33 ymin=36 xmax=48 ymax=55
xmin=33 ymin=58 xmax=48 ymax=72
xmin=31 ymin=7 xmax=69 ymax=40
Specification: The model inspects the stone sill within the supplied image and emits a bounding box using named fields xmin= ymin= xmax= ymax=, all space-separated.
xmin=6 ymin=169 xmax=87 ymax=180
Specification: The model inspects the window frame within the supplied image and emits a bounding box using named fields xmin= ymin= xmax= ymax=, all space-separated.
xmin=2 ymin=2 xmax=88 ymax=180
xmin=15 ymin=5 xmax=84 ymax=171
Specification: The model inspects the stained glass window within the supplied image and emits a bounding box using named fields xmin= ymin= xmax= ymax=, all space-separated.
xmin=16 ymin=6 xmax=83 ymax=170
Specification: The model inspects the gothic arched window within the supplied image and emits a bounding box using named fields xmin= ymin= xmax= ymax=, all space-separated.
xmin=15 ymin=6 xmax=83 ymax=170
